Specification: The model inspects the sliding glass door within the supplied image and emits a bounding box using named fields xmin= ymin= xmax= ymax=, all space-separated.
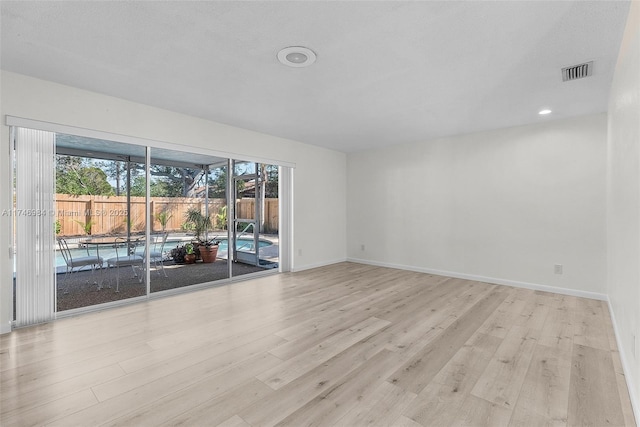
xmin=147 ymin=147 xmax=230 ymax=293
xmin=231 ymin=160 xmax=280 ymax=278
xmin=54 ymin=134 xmax=148 ymax=311
xmin=12 ymin=126 xmax=286 ymax=326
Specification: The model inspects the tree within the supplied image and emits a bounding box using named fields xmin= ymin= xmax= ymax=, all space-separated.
xmin=258 ymin=164 xmax=279 ymax=232
xmin=96 ymin=160 xmax=125 ymax=196
xmin=149 ymin=166 xmax=201 ymax=197
xmin=263 ymin=164 xmax=279 ymax=198
xmin=128 ymin=175 xmax=147 ymax=197
xmin=208 ymin=168 xmax=227 ymax=198
xmin=56 ymin=156 xmax=114 ymax=195
xmin=129 ymin=175 xmax=187 ymax=197
xmin=208 ymin=167 xmax=249 ymax=198
xmin=106 ymin=162 xmax=206 ymax=198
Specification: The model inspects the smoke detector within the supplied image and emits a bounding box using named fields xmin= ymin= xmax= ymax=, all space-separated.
xmin=562 ymin=61 xmax=593 ymax=82
xmin=277 ymin=46 xmax=317 ymax=68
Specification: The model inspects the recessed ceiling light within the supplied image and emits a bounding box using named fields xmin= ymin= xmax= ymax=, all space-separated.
xmin=538 ymin=109 xmax=552 ymax=115
xmin=277 ymin=46 xmax=317 ymax=68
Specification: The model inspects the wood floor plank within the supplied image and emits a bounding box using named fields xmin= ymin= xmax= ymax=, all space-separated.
xmin=371 ymin=276 xmax=456 ymax=324
xmin=0 ymin=342 xmax=152 ymax=398
xmin=475 ymin=287 xmax=523 ymax=339
xmin=107 ymin=378 xmax=272 ymax=427
xmin=1 ymin=363 xmax=125 ymax=418
xmin=273 ymin=274 xmax=415 ymax=344
xmin=93 ymin=333 xmax=285 ymax=402
xmin=508 ymin=343 xmax=572 ymax=426
xmin=392 ymin=415 xmax=425 ymax=427
xmin=1 ymin=307 xmax=203 ymax=372
xmin=340 ymin=279 xmax=482 ymax=359
xmin=568 ymin=344 xmax=626 ymax=427
xmin=0 ymin=389 xmax=98 ymax=426
xmin=240 ymin=331 xmax=388 ymax=426
xmin=388 ymin=287 xmax=508 ymax=394
xmin=610 ymin=349 xmax=637 ymax=427
xmin=403 ymin=332 xmax=502 ymax=426
xmin=450 ymin=394 xmax=512 ymax=426
xmin=470 ymin=325 xmax=538 ymax=409
xmin=119 ymin=321 xmax=284 ymax=374
xmin=351 ymin=279 xmax=490 ymax=358
xmin=335 ymin=380 xmax=417 ymax=427
xmin=0 ymin=263 xmax=633 ymax=427
xmin=572 ymin=297 xmax=610 ymax=351
xmin=269 ymin=302 xmax=383 ymax=361
xmin=162 ymin=381 xmax=270 ymax=427
xmin=514 ymin=291 xmax=552 ymax=332
xmin=1 ymin=330 xmax=155 ymax=375
xmin=258 ymin=316 xmax=390 ymax=390
xmin=49 ymin=352 xmax=282 ymax=427
xmin=538 ymin=294 xmax=576 ymax=353
xmin=275 ymin=349 xmax=403 ymax=427
xmin=216 ymin=415 xmax=252 ymax=427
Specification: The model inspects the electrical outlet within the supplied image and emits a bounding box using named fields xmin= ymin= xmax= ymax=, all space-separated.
xmin=554 ymin=264 xmax=563 ymax=275
xmin=360 ymin=244 xmax=365 ymax=251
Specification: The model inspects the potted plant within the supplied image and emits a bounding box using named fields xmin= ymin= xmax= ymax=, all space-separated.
xmin=170 ymin=242 xmax=198 ymax=264
xmin=184 ymin=208 xmax=220 ymax=263
xmin=198 ymin=239 xmax=220 ymax=263
xmin=183 ymin=243 xmax=196 ymax=264
xmin=170 ymin=245 xmax=186 ymax=264
xmin=185 ymin=208 xmax=212 ymax=243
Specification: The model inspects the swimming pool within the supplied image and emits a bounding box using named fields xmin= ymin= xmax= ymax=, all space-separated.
xmin=195 ymin=238 xmax=272 ymax=252
xmin=55 ymin=237 xmax=273 ymax=268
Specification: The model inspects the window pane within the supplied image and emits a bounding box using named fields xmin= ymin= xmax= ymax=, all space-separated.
xmin=54 ymin=134 xmax=146 ymax=311
xmin=148 ymin=148 xmax=230 ymax=293
xmin=231 ymin=161 xmax=279 ymax=278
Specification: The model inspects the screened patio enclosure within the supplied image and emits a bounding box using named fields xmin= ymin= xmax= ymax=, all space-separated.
xmin=12 ymin=126 xmax=282 ymax=325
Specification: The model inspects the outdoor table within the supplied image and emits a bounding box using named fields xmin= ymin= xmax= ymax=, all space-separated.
xmin=79 ymin=236 xmax=145 ymax=255
xmin=79 ymin=236 xmax=145 ymax=289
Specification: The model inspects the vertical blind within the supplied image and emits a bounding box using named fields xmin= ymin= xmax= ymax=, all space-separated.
xmin=14 ymin=127 xmax=56 ymax=327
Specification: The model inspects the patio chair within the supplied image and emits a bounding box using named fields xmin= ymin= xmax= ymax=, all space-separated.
xmin=106 ymin=237 xmax=144 ymax=292
xmin=146 ymin=232 xmax=168 ymax=277
xmin=57 ymin=238 xmax=104 ymax=294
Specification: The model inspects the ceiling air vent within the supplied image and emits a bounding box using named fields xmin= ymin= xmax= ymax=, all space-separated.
xmin=562 ymin=61 xmax=593 ymax=82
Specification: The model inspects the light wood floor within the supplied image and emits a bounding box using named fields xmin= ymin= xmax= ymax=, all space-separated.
xmin=1 ymin=262 xmax=635 ymax=426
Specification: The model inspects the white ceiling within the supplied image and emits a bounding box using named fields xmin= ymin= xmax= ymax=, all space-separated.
xmin=0 ymin=1 xmax=631 ymax=153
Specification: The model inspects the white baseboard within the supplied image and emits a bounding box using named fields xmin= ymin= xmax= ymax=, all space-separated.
xmin=346 ymin=257 xmax=608 ymax=301
xmin=292 ymin=258 xmax=348 ymax=273
xmin=607 ymin=299 xmax=640 ymax=425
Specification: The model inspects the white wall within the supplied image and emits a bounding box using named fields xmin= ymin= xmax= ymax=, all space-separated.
xmin=607 ymin=0 xmax=640 ymax=416
xmin=347 ymin=114 xmax=607 ymax=297
xmin=0 ymin=71 xmax=347 ymax=333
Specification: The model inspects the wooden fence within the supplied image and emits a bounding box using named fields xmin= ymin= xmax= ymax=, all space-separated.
xmin=55 ymin=194 xmax=279 ymax=237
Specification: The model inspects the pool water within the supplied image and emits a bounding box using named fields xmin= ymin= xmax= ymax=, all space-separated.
xmin=55 ymin=238 xmax=272 ymax=268
xmin=202 ymin=238 xmax=272 ymax=252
